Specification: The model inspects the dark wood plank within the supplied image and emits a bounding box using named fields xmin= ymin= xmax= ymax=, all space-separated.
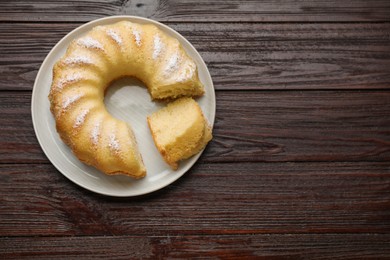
xmin=0 ymin=162 xmax=389 ymax=236
xmin=1 ymin=0 xmax=390 ymax=22
xmin=0 ymin=92 xmax=41 ymax=163
xmin=1 ymin=91 xmax=389 ymax=164
xmin=1 ymin=23 xmax=390 ymax=91
xmin=211 ymin=90 xmax=390 ymax=163
xmin=1 ymin=234 xmax=390 ymax=259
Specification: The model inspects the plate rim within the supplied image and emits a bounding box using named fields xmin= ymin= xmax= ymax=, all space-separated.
xmin=31 ymin=15 xmax=216 ymax=197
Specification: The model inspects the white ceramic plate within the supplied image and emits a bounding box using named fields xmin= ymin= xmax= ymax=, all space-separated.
xmin=31 ymin=16 xmax=215 ymax=197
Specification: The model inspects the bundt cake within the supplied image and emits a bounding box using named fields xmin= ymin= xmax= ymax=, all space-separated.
xmin=48 ymin=20 xmax=206 ymax=178
xmin=147 ymin=97 xmax=212 ymax=170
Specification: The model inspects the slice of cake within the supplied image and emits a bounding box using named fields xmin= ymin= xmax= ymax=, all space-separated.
xmin=147 ymin=97 xmax=212 ymax=170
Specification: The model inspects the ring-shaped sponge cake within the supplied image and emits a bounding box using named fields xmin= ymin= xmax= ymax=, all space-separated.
xmin=48 ymin=21 xmax=205 ymax=178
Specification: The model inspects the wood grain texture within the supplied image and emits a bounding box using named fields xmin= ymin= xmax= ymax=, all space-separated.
xmin=1 ymin=91 xmax=389 ymax=163
xmin=1 ymin=23 xmax=390 ymax=91
xmin=0 ymin=0 xmax=390 ymax=22
xmin=0 ymin=162 xmax=389 ymax=236
xmin=1 ymin=234 xmax=390 ymax=259
xmin=211 ymin=91 xmax=390 ymax=162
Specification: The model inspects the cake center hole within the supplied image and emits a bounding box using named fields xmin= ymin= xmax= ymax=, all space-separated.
xmin=104 ymin=76 xmax=163 ymax=125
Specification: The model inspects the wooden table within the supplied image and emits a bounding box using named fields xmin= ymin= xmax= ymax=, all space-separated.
xmin=1 ymin=1 xmax=390 ymax=258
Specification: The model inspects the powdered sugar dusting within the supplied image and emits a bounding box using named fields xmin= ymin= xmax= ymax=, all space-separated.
xmin=164 ymin=53 xmax=180 ymax=76
xmin=91 ymin=121 xmax=101 ymax=145
xmin=132 ymin=29 xmax=141 ymax=46
xmin=77 ymin=37 xmax=104 ymax=50
xmin=62 ymin=93 xmax=82 ymax=110
xmin=109 ymin=133 xmax=120 ymax=151
xmin=106 ymin=29 xmax=122 ymax=45
xmin=176 ymin=61 xmax=196 ymax=82
xmin=57 ymin=73 xmax=82 ymax=90
xmin=64 ymin=56 xmax=93 ymax=65
xmin=74 ymin=109 xmax=89 ymax=128
xmin=153 ymin=34 xmax=163 ymax=59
